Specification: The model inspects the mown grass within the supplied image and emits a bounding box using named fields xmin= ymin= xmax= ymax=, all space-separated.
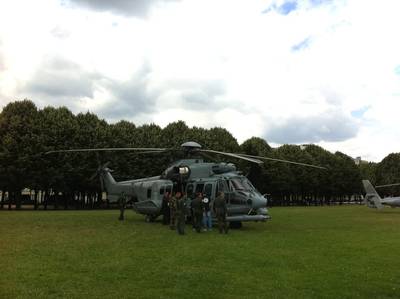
xmin=1 ymin=206 xmax=400 ymax=299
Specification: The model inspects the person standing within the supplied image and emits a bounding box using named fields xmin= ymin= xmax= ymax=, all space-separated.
xmin=118 ymin=191 xmax=127 ymax=221
xmin=213 ymin=191 xmax=228 ymax=234
xmin=175 ymin=192 xmax=187 ymax=235
xmin=202 ymin=196 xmax=212 ymax=231
xmin=169 ymin=193 xmax=177 ymax=230
xmin=161 ymin=191 xmax=170 ymax=225
xmin=191 ymin=193 xmax=204 ymax=233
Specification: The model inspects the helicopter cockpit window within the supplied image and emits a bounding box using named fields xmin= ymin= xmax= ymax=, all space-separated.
xmin=147 ymin=188 xmax=152 ymax=199
xmin=159 ymin=187 xmax=165 ymax=195
xmin=230 ymin=178 xmax=255 ymax=191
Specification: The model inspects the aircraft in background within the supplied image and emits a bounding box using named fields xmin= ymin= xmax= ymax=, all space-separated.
xmin=362 ymin=180 xmax=400 ymax=209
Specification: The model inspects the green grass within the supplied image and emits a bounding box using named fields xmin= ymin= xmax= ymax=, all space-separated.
xmin=1 ymin=206 xmax=400 ymax=299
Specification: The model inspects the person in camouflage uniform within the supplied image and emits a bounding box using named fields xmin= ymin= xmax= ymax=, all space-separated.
xmin=169 ymin=193 xmax=177 ymax=230
xmin=175 ymin=192 xmax=187 ymax=235
xmin=191 ymin=192 xmax=204 ymax=233
xmin=118 ymin=191 xmax=127 ymax=221
xmin=213 ymin=191 xmax=228 ymax=234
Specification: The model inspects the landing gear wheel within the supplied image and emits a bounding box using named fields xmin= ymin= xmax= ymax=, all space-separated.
xmin=229 ymin=221 xmax=242 ymax=229
xmin=145 ymin=215 xmax=157 ymax=222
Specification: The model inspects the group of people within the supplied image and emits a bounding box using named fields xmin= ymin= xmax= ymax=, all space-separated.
xmin=161 ymin=191 xmax=229 ymax=235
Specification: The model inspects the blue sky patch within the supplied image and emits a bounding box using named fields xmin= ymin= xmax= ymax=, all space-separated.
xmin=310 ymin=0 xmax=333 ymax=6
xmin=278 ymin=1 xmax=298 ymax=15
xmin=351 ymin=106 xmax=370 ymax=118
xmin=262 ymin=1 xmax=298 ymax=15
xmin=292 ymin=37 xmax=311 ymax=51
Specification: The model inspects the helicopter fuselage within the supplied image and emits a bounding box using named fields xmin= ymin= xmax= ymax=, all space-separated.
xmin=100 ymin=159 xmax=270 ymax=223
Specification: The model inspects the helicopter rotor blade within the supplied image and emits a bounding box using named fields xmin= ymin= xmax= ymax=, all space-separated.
xmin=237 ymin=153 xmax=327 ymax=169
xmin=375 ymin=183 xmax=400 ymax=188
xmin=45 ymin=147 xmax=168 ymax=155
xmin=199 ymin=149 xmax=263 ymax=164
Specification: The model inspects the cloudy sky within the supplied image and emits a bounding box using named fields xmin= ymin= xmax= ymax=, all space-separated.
xmin=0 ymin=0 xmax=399 ymax=162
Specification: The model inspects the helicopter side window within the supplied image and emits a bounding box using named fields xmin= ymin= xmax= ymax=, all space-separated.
xmin=195 ymin=183 xmax=204 ymax=194
xmin=147 ymin=188 xmax=152 ymax=199
xmin=159 ymin=186 xmax=165 ymax=195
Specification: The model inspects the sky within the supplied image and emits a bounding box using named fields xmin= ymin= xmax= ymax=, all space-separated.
xmin=0 ymin=0 xmax=399 ymax=162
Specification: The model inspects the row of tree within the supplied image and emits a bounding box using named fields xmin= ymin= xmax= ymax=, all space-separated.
xmin=0 ymin=100 xmax=399 ymax=209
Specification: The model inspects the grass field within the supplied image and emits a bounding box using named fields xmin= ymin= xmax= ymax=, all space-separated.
xmin=1 ymin=206 xmax=400 ymax=299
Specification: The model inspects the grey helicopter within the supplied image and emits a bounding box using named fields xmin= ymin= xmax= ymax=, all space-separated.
xmin=362 ymin=180 xmax=400 ymax=209
xmin=46 ymin=141 xmax=325 ymax=227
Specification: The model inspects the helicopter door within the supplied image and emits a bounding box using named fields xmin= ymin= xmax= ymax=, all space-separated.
xmin=203 ymin=183 xmax=214 ymax=200
xmin=217 ymin=179 xmax=231 ymax=203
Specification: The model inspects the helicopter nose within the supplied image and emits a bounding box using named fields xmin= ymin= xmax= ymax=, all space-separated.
xmin=251 ymin=195 xmax=267 ymax=209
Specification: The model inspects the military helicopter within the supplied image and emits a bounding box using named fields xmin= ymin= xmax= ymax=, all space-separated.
xmin=362 ymin=180 xmax=400 ymax=209
xmin=46 ymin=141 xmax=325 ymax=227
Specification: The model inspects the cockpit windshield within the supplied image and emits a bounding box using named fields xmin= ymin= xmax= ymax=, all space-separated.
xmin=230 ymin=178 xmax=255 ymax=191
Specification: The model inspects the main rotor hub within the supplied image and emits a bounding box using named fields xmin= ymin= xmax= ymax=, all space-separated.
xmin=180 ymin=141 xmax=202 ymax=151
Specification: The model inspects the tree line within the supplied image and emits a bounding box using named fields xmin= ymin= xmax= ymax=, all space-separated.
xmin=0 ymin=100 xmax=399 ymax=209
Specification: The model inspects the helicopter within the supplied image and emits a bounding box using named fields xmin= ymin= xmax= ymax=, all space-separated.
xmin=46 ymin=141 xmax=326 ymax=227
xmin=362 ymin=180 xmax=400 ymax=209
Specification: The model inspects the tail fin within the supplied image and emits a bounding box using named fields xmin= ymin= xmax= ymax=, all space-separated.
xmin=362 ymin=180 xmax=383 ymax=210
xmin=99 ymin=167 xmax=117 ymax=193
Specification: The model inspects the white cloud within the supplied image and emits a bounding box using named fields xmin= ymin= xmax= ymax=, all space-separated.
xmin=0 ymin=0 xmax=399 ymax=162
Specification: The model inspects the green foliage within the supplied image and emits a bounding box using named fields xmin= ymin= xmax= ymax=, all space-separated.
xmin=0 ymin=100 xmax=399 ymax=204
xmin=0 ymin=100 xmax=40 ymax=191
xmin=375 ymin=153 xmax=400 ymax=195
xmin=358 ymin=162 xmax=377 ymax=184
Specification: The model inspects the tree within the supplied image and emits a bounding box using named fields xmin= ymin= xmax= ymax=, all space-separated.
xmin=0 ymin=100 xmax=40 ymax=208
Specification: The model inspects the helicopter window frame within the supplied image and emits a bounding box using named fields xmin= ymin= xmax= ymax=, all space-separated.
xmin=217 ymin=180 xmax=229 ymax=193
xmin=204 ymin=183 xmax=213 ymax=199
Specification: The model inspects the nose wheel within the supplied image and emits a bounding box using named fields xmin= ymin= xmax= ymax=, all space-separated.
xmin=145 ymin=215 xmax=157 ymax=222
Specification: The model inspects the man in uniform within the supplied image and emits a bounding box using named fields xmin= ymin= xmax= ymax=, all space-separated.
xmin=118 ymin=191 xmax=127 ymax=221
xmin=161 ymin=191 xmax=170 ymax=225
xmin=169 ymin=192 xmax=177 ymax=230
xmin=175 ymin=192 xmax=187 ymax=235
xmin=191 ymin=192 xmax=204 ymax=233
xmin=214 ymin=191 xmax=228 ymax=234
